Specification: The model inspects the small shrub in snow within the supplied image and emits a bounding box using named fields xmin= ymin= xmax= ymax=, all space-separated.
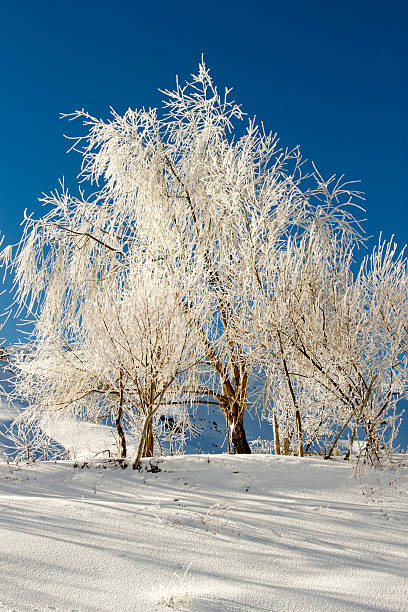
xmin=201 ymin=503 xmax=231 ymax=535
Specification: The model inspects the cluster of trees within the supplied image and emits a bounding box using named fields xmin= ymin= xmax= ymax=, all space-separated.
xmin=1 ymin=62 xmax=407 ymax=467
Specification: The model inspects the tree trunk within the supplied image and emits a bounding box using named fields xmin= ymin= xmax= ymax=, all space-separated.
xmin=226 ymin=415 xmax=232 ymax=454
xmin=142 ymin=417 xmax=154 ymax=457
xmin=116 ymin=368 xmax=127 ymax=458
xmin=273 ymin=410 xmax=281 ymax=455
xmin=133 ymin=414 xmax=154 ymax=469
xmin=283 ymin=437 xmax=290 ymax=455
xmin=344 ymin=418 xmax=359 ymax=461
xmin=219 ymin=378 xmax=251 ymax=454
xmin=115 ymin=415 xmax=127 ymax=458
xmin=295 ymin=410 xmax=304 ymax=457
xmin=231 ymin=418 xmax=251 ymax=454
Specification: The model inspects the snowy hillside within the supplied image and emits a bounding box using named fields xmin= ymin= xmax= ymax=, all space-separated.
xmin=1 ymin=454 xmax=407 ymax=611
xmin=1 ymin=350 xmax=408 ymax=611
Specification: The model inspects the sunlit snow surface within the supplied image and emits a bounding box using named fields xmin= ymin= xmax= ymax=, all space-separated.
xmin=0 ymin=454 xmax=407 ymax=612
xmin=1 ymin=358 xmax=408 ymax=611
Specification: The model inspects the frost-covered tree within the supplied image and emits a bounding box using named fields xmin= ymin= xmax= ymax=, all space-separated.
xmin=1 ymin=61 xmax=368 ymax=456
xmin=252 ymin=227 xmax=408 ymax=461
xmin=5 ymin=259 xmax=201 ymax=466
xmin=1 ymin=412 xmax=63 ymax=462
xmin=322 ymin=239 xmax=408 ymax=462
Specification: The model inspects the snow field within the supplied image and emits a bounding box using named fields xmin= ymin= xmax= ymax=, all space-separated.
xmin=1 ymin=454 xmax=407 ymax=611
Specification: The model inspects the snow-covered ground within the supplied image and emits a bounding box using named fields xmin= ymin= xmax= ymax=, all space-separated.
xmin=1 ymin=359 xmax=408 ymax=611
xmin=1 ymin=454 xmax=407 ymax=612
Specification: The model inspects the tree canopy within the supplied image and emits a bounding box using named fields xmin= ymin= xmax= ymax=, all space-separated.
xmin=1 ymin=61 xmax=407 ymax=466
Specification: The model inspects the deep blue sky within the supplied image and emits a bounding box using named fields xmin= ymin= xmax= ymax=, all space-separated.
xmin=0 ymin=0 xmax=407 ymax=341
